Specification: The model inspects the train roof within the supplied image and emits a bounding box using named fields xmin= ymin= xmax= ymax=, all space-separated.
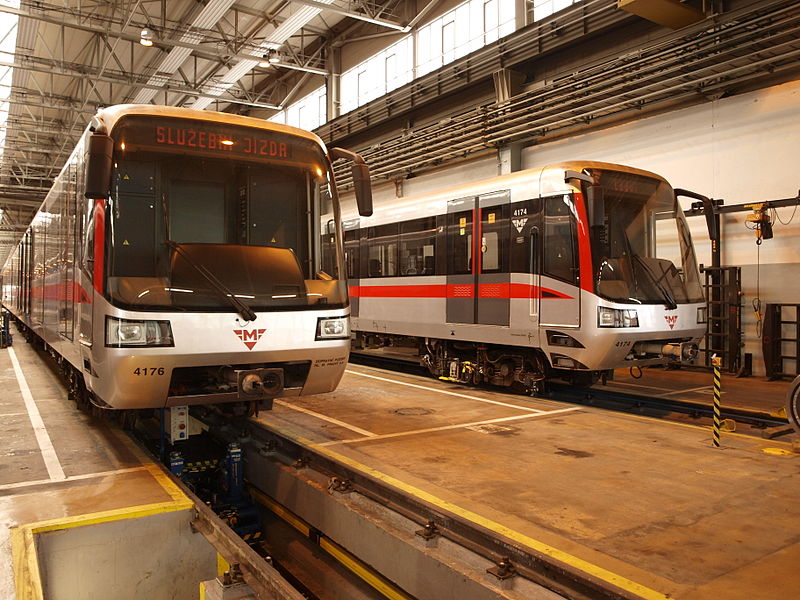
xmin=90 ymin=104 xmax=328 ymax=151
xmin=346 ymin=160 xmax=673 ymax=227
xmin=436 ymin=160 xmax=670 ymax=199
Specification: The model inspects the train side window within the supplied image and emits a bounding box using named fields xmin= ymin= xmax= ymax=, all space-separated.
xmin=344 ymin=229 xmax=360 ymax=279
xmin=320 ymin=220 xmax=337 ymax=277
xmin=509 ymin=198 xmax=542 ymax=273
xmin=447 ymin=209 xmax=473 ymax=275
xmin=400 ymin=217 xmax=436 ymax=276
xmin=82 ymin=198 xmax=95 ymax=278
xmin=543 ymin=195 xmax=578 ymax=285
xmin=363 ymin=223 xmax=398 ymax=278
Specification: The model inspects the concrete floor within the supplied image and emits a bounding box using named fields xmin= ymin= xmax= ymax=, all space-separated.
xmin=259 ymin=365 xmax=800 ymax=600
xmin=0 ymin=339 xmax=210 ymax=599
xmin=3 ymin=333 xmax=799 ymax=599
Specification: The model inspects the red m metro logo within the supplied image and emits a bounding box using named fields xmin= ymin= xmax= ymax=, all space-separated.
xmin=664 ymin=315 xmax=678 ymax=330
xmin=233 ymin=328 xmax=266 ymax=350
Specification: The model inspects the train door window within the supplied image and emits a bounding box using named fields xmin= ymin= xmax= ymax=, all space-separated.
xmin=447 ymin=207 xmax=473 ymax=275
xmin=479 ymin=204 xmax=508 ymax=274
xmin=543 ymin=194 xmax=578 ymax=285
xmin=482 ymin=231 xmax=499 ymax=271
xmin=400 ymin=216 xmax=436 ymax=276
xmin=363 ymin=223 xmax=398 ymax=277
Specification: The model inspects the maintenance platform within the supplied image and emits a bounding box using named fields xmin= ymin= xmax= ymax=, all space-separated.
xmin=2 ymin=338 xmax=799 ymax=599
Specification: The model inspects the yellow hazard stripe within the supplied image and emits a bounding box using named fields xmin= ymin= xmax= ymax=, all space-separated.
xmin=10 ymin=527 xmax=42 ymax=600
xmin=249 ymin=486 xmax=310 ymax=537
xmin=250 ymin=486 xmax=412 ymax=600
xmin=217 ymin=553 xmax=231 ymax=577
xmin=264 ymin=422 xmax=669 ymax=600
xmin=319 ymin=537 xmax=414 ymax=600
xmin=11 ymin=464 xmax=193 ymax=600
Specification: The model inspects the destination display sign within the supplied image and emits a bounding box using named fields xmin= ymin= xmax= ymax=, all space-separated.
xmin=111 ymin=115 xmax=325 ymax=165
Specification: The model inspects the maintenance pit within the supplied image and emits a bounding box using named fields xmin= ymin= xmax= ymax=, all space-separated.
xmin=3 ymin=335 xmax=800 ymax=600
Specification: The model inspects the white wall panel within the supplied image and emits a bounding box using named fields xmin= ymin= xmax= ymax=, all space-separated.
xmin=362 ymin=80 xmax=800 ymax=375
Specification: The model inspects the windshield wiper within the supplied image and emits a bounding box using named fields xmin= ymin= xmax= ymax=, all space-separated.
xmin=632 ymin=254 xmax=678 ymax=310
xmin=166 ymin=240 xmax=257 ymax=322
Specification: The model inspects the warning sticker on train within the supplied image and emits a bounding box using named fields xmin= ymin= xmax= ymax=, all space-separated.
xmin=234 ymin=328 xmax=266 ymax=350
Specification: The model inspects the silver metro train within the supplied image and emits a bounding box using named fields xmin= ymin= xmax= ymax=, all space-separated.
xmin=335 ymin=161 xmax=706 ymax=391
xmin=1 ymin=105 xmax=372 ymax=410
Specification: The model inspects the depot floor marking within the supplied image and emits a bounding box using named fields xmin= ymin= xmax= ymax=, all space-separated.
xmin=320 ymin=406 xmax=582 ymax=446
xmin=346 ymin=369 xmax=547 ymax=413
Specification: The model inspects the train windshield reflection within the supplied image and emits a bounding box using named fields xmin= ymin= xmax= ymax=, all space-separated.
xmin=106 ymin=150 xmax=346 ymax=311
xmin=587 ymin=169 xmax=704 ymax=305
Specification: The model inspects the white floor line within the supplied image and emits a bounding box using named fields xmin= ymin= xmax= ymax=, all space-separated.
xmin=320 ymin=406 xmax=582 ymax=446
xmin=607 ymin=380 xmax=673 ymax=392
xmin=661 ymin=385 xmax=713 ymax=396
xmin=273 ymin=400 xmax=377 ymax=437
xmin=0 ymin=466 xmax=148 ymax=492
xmin=345 ymin=369 xmax=546 ymax=413
xmin=8 ymin=345 xmax=66 ymax=481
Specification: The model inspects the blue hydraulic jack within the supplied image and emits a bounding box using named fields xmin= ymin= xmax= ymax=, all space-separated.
xmin=218 ymin=442 xmax=262 ymax=546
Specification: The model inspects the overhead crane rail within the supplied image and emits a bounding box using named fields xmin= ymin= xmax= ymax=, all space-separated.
xmin=332 ymin=0 xmax=800 ymax=187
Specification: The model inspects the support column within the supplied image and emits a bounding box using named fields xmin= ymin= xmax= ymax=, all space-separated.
xmin=326 ymin=45 xmax=341 ymax=122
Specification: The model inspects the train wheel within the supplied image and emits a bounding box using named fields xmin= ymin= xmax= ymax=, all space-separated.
xmin=786 ymin=375 xmax=800 ymax=433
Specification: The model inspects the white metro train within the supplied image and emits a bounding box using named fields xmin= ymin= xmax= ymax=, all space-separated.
xmin=334 ymin=161 xmax=706 ymax=391
xmin=1 ymin=104 xmax=372 ymax=410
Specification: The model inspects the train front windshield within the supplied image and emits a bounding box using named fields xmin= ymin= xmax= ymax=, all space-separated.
xmin=586 ymin=169 xmax=704 ymax=305
xmin=105 ymin=115 xmax=346 ymax=311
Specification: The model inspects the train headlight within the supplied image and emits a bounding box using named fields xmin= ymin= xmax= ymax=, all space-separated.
xmin=316 ymin=316 xmax=350 ymax=340
xmin=697 ymin=306 xmax=708 ymax=323
xmin=597 ymin=307 xmax=639 ymax=328
xmin=106 ymin=316 xmax=174 ymax=347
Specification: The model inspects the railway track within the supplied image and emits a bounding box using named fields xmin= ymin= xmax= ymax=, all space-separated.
xmin=350 ymin=351 xmax=793 ymax=436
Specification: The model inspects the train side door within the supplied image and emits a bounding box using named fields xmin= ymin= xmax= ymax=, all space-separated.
xmin=476 ymin=191 xmax=510 ymax=326
xmin=446 ymin=191 xmax=510 ymax=326
xmin=446 ymin=197 xmax=475 ymax=324
xmin=539 ymin=194 xmax=580 ymax=327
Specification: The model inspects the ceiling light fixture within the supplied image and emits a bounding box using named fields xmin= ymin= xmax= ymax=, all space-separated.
xmin=258 ymin=48 xmax=281 ymax=68
xmin=140 ymin=28 xmax=154 ymax=47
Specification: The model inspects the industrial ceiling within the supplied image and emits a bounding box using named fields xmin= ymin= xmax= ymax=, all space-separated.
xmin=0 ymin=0 xmax=417 ymax=257
xmin=1 ymin=0 xmax=799 ymax=267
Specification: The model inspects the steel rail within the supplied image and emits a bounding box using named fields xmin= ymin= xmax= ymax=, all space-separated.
xmin=237 ymin=415 xmax=646 ymax=600
xmin=551 ymin=382 xmax=790 ymax=432
xmin=350 ymin=352 xmax=790 ymax=433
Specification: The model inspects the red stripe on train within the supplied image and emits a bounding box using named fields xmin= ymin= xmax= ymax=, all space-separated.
xmin=30 ymin=281 xmax=92 ymax=303
xmin=350 ymin=283 xmax=573 ymax=300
